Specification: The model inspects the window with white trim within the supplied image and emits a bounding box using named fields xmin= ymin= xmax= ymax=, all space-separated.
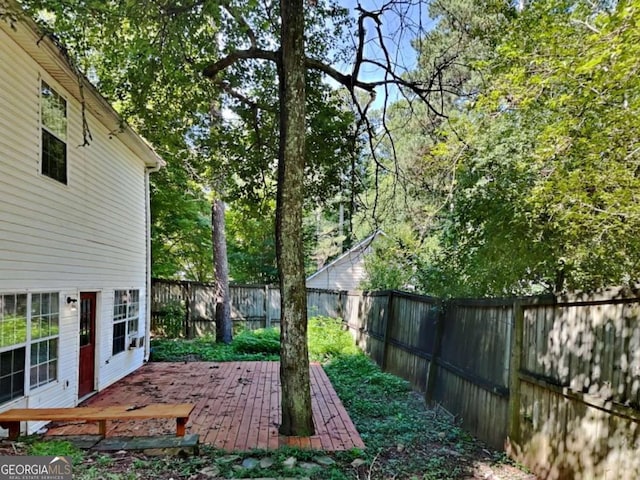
xmin=30 ymin=293 xmax=60 ymax=389
xmin=0 ymin=292 xmax=59 ymax=405
xmin=41 ymin=81 xmax=67 ymax=184
xmin=112 ymin=290 xmax=139 ymax=355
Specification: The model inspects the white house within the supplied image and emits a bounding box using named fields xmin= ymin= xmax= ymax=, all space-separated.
xmin=0 ymin=6 xmax=164 ymax=435
xmin=306 ymin=231 xmax=384 ymax=291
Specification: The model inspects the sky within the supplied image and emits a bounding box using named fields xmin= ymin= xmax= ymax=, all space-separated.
xmin=332 ymin=0 xmax=436 ymax=107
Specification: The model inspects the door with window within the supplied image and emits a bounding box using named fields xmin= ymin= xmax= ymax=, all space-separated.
xmin=78 ymin=292 xmax=96 ymax=398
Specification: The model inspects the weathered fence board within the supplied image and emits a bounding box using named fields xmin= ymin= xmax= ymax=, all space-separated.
xmin=380 ymin=294 xmax=437 ymax=390
xmin=307 ymin=288 xmax=344 ymax=319
xmin=440 ymin=300 xmax=513 ymax=389
xmin=433 ymin=367 xmax=509 ymax=449
xmin=152 ymin=280 xmax=281 ymax=334
xmin=229 ymin=284 xmax=281 ymax=329
xmin=508 ymin=294 xmax=640 ymax=478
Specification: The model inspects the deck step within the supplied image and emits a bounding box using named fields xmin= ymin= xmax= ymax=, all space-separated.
xmin=43 ymin=435 xmax=103 ymax=449
xmin=93 ymin=434 xmax=200 ymax=455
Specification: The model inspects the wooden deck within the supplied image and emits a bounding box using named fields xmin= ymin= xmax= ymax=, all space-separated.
xmin=46 ymin=362 xmax=364 ymax=452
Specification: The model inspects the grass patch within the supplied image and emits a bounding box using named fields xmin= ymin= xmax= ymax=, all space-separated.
xmin=26 ymin=439 xmax=84 ymax=464
xmin=234 ymin=328 xmax=280 ymax=355
xmin=150 ymin=334 xmax=279 ymax=362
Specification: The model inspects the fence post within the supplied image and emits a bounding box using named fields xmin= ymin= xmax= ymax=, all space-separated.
xmin=425 ymin=299 xmax=445 ymax=405
xmin=381 ymin=291 xmax=395 ymax=370
xmin=184 ymin=281 xmax=192 ymax=338
xmin=507 ymin=300 xmax=524 ymax=451
xmin=265 ymin=285 xmax=271 ymax=328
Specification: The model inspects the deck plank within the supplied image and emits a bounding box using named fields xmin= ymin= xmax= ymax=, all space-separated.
xmin=268 ymin=362 xmax=280 ymax=450
xmin=309 ymin=366 xmax=337 ymax=450
xmin=208 ymin=362 xmax=241 ymax=448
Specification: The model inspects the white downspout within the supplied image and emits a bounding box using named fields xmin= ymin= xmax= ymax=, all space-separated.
xmin=144 ymin=163 xmax=162 ymax=361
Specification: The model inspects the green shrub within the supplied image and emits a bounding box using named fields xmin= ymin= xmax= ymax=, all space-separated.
xmin=230 ymin=316 xmax=358 ymax=361
xmin=151 ymin=336 xmax=221 ymax=361
xmin=155 ymin=300 xmax=185 ymax=338
xmin=308 ymin=316 xmax=358 ymax=361
xmin=233 ymin=328 xmax=280 ymax=354
xmin=150 ymin=334 xmax=281 ymax=361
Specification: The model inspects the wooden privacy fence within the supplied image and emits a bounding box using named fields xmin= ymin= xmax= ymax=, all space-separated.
xmin=341 ymin=287 xmax=640 ymax=480
xmin=151 ymin=279 xmax=344 ymax=336
xmin=151 ymin=279 xmax=640 ymax=478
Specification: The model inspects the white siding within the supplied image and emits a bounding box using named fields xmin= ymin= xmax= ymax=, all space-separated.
xmin=306 ymin=249 xmax=369 ymax=291
xmin=306 ymin=232 xmax=384 ymax=291
xmin=0 ymin=26 xmax=149 ymax=432
xmin=97 ymin=291 xmax=146 ymax=391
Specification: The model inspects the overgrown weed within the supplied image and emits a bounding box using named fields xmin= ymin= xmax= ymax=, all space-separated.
xmin=324 ymin=354 xmax=478 ymax=478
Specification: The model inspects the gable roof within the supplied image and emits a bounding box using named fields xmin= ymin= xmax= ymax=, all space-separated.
xmin=0 ymin=2 xmax=165 ymax=169
xmin=306 ymin=230 xmax=385 ymax=283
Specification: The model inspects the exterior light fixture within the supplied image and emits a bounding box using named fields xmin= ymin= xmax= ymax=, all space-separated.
xmin=67 ymin=296 xmax=78 ymax=312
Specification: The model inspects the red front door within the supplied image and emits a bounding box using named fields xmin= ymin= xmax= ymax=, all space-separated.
xmin=78 ymin=292 xmax=96 ymax=398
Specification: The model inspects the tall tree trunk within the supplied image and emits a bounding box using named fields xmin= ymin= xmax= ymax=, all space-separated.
xmin=212 ymin=199 xmax=232 ymax=344
xmin=276 ymin=0 xmax=314 ymax=436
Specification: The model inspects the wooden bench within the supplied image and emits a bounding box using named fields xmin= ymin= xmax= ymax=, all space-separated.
xmin=0 ymin=403 xmax=194 ymax=440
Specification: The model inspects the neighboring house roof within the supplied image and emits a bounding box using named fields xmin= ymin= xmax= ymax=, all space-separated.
xmin=306 ymin=230 xmax=385 ymax=285
xmin=1 ymin=2 xmax=165 ymax=169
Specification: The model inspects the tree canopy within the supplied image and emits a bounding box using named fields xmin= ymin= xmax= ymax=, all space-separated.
xmin=363 ymin=0 xmax=640 ymax=297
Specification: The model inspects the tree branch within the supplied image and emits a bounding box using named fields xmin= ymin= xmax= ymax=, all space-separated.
xmin=213 ymin=79 xmax=276 ymax=112
xmin=203 ymin=48 xmax=279 ymax=78
xmin=204 ymin=48 xmax=448 ymax=119
xmin=351 ymin=7 xmax=381 ymax=85
xmin=570 ymin=18 xmax=600 ymax=34
xmin=220 ymin=2 xmax=258 ymax=49
xmin=304 ymin=57 xmax=374 ymax=92
xmin=204 ymin=48 xmax=382 ymax=95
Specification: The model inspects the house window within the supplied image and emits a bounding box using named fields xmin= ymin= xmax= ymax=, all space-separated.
xmin=0 ymin=349 xmax=25 ymax=405
xmin=30 ymin=293 xmax=59 ymax=389
xmin=41 ymin=81 xmax=67 ymax=184
xmin=0 ymin=292 xmax=59 ymax=405
xmin=0 ymin=294 xmax=27 ymax=404
xmin=112 ymin=290 xmax=139 ymax=355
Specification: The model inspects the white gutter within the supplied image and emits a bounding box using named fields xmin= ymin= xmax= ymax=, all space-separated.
xmin=144 ymin=164 xmax=162 ymax=361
